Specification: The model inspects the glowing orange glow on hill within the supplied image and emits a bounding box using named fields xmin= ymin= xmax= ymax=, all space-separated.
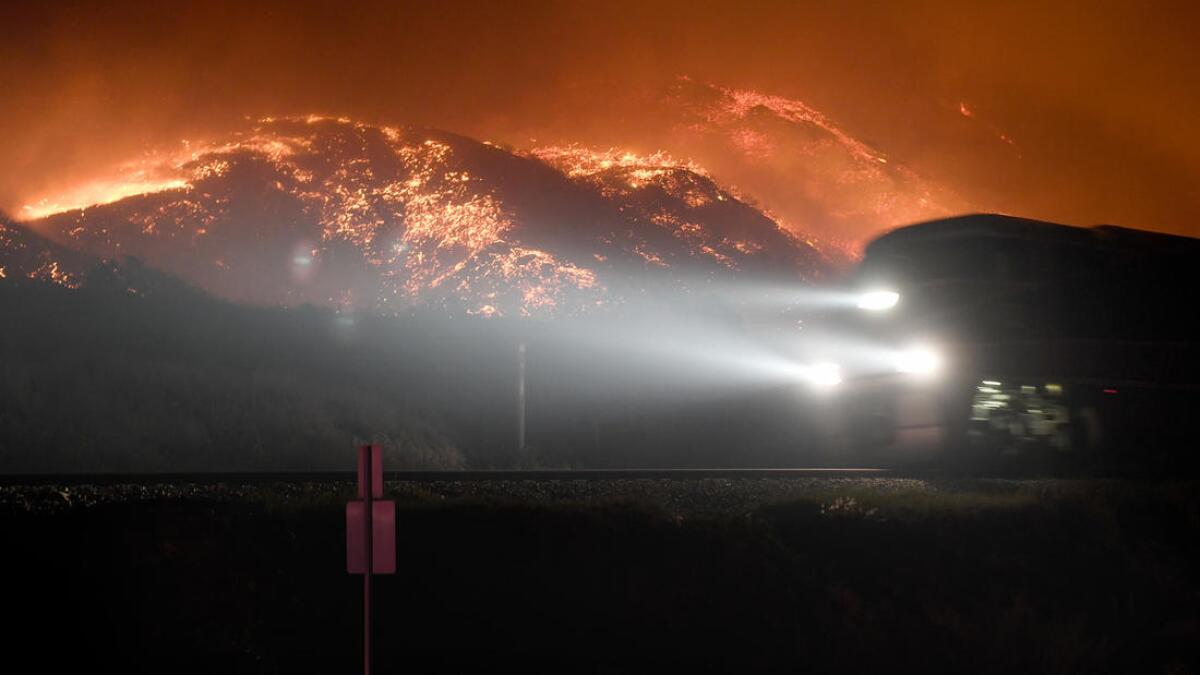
xmin=658 ymin=79 xmax=963 ymax=245
xmin=4 ymin=2 xmax=1199 ymax=244
xmin=18 ymin=81 xmax=958 ymax=250
xmin=12 ymin=117 xmax=611 ymax=313
xmin=19 ymin=132 xmax=306 ymax=220
xmin=531 ymin=144 xmax=829 ymax=273
xmin=13 ymin=116 xmax=824 ymax=314
xmin=21 ymin=175 xmax=190 ymax=220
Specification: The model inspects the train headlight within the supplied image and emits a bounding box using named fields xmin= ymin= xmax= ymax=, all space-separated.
xmin=895 ymin=346 xmax=941 ymax=376
xmin=857 ymin=290 xmax=900 ymax=311
xmin=805 ymin=362 xmax=843 ymax=388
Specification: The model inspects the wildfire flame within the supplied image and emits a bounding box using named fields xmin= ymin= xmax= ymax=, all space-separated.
xmin=21 ymin=170 xmax=190 ymax=220
xmin=9 ymin=112 xmax=830 ymax=307
xmin=531 ymin=144 xmax=824 ymax=273
xmin=704 ymin=86 xmax=892 ymax=168
xmin=13 ymin=117 xmax=616 ymax=313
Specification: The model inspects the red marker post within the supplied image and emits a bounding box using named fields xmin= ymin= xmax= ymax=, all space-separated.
xmin=347 ymin=444 xmax=395 ymax=675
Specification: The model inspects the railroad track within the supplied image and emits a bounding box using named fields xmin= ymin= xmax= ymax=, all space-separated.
xmin=0 ymin=467 xmax=899 ymax=486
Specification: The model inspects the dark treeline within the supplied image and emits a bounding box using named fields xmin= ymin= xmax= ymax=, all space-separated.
xmin=0 ymin=261 xmax=823 ymax=472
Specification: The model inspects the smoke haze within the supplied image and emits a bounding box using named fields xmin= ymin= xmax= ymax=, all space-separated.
xmin=3 ymin=1 xmax=1199 ymax=241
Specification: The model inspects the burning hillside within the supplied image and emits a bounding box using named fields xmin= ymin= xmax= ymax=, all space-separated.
xmin=530 ymin=146 xmax=824 ymax=274
xmin=10 ymin=116 xmax=825 ymax=316
xmin=655 ymin=79 xmax=966 ymax=245
xmin=0 ymin=220 xmax=90 ymax=289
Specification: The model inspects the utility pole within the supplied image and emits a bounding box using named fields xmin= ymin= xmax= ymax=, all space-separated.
xmin=517 ymin=341 xmax=526 ymax=452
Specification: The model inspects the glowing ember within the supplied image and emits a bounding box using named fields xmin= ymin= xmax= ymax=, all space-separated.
xmin=663 ymin=79 xmax=965 ymax=244
xmin=531 ymin=146 xmax=706 ymax=181
xmin=14 ymin=116 xmax=826 ymax=312
xmin=14 ymin=118 xmax=614 ymax=314
xmin=26 ymin=260 xmax=80 ymax=288
xmin=707 ymin=86 xmax=892 ymax=167
xmin=954 ymin=99 xmax=1019 ymax=152
xmin=22 ymin=175 xmax=190 ymax=220
xmin=533 ymin=144 xmax=823 ymax=274
xmin=0 ymin=221 xmax=84 ymax=288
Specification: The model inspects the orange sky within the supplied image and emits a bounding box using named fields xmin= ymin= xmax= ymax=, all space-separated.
xmin=2 ymin=0 xmax=1198 ymax=240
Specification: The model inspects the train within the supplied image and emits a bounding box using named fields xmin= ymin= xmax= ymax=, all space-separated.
xmin=811 ymin=213 xmax=1200 ymax=472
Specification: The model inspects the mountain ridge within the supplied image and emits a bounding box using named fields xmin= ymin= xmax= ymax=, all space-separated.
xmin=11 ymin=117 xmax=827 ymax=316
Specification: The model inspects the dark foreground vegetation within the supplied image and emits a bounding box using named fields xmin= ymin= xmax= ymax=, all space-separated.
xmin=3 ymin=478 xmax=1198 ymax=674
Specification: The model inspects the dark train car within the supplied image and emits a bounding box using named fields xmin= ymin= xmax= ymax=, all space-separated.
xmin=820 ymin=213 xmax=1200 ymax=471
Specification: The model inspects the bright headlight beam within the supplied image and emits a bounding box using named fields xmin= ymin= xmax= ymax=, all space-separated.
xmin=895 ymin=347 xmax=941 ymax=376
xmin=804 ymin=362 xmax=843 ymax=388
xmin=857 ymin=290 xmax=899 ymax=311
